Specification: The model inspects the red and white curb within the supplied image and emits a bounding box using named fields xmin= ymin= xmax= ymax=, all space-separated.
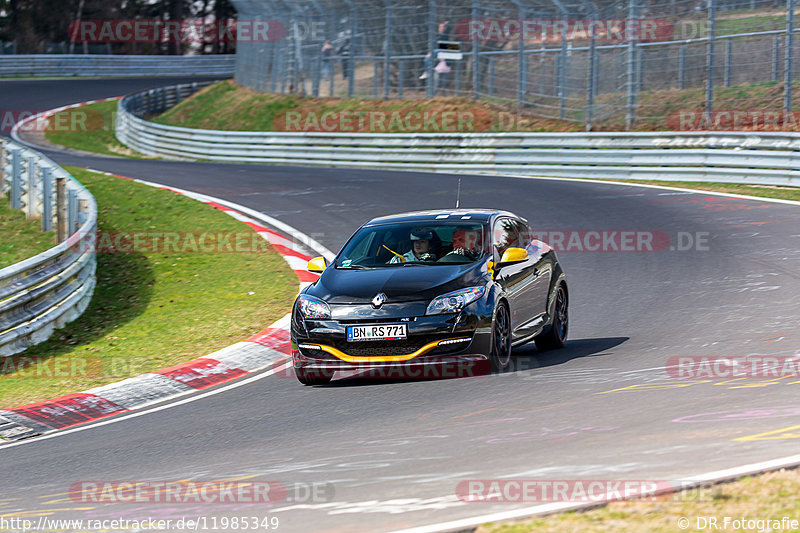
xmin=0 ymin=170 xmax=334 ymax=442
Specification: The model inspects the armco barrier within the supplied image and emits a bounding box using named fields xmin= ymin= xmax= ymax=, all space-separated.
xmin=0 ymin=138 xmax=97 ymax=357
xmin=0 ymin=54 xmax=234 ymax=78
xmin=116 ymin=83 xmax=800 ymax=187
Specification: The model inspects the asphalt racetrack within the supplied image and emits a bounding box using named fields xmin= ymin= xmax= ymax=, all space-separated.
xmin=2 ymin=78 xmax=800 ymax=532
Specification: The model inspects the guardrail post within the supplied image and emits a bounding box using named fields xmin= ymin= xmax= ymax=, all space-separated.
xmin=679 ymin=45 xmax=687 ymax=89
xmin=26 ymin=156 xmax=36 ymax=218
xmin=56 ymin=177 xmax=67 ymax=242
xmin=175 ymin=84 xmax=182 ymax=106
xmin=68 ymin=188 xmax=78 ymax=236
xmin=78 ymin=198 xmax=89 ymax=229
xmin=42 ymin=168 xmax=53 ymax=232
xmin=11 ymin=149 xmax=21 ymax=209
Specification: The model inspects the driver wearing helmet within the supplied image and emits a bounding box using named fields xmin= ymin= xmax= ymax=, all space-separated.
xmin=390 ymin=228 xmax=439 ymax=263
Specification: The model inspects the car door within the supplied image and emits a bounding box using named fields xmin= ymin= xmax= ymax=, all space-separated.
xmin=492 ymin=217 xmax=537 ymax=339
xmin=515 ymin=219 xmax=552 ymax=324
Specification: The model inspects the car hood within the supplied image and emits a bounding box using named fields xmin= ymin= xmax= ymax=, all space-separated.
xmin=307 ymin=261 xmax=489 ymax=304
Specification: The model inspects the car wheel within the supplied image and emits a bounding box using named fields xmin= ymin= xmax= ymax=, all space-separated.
xmin=489 ymin=302 xmax=512 ymax=372
xmin=534 ymin=284 xmax=568 ymax=351
xmin=295 ymin=367 xmax=334 ymax=386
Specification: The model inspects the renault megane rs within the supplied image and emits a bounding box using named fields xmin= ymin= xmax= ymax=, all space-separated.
xmin=290 ymin=209 xmax=568 ymax=385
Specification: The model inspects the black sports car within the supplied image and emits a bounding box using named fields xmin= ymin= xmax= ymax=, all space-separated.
xmin=290 ymin=209 xmax=568 ymax=385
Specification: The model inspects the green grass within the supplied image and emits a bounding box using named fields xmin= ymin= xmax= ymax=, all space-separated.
xmin=0 ymin=195 xmax=55 ymax=268
xmin=0 ymin=167 xmax=298 ymax=408
xmin=44 ymin=100 xmax=143 ymax=158
xmin=477 ymin=469 xmax=800 ymax=533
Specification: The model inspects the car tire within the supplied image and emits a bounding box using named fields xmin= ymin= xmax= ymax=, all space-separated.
xmin=534 ymin=284 xmax=568 ymax=351
xmin=489 ymin=302 xmax=512 ymax=372
xmin=295 ymin=367 xmax=334 ymax=386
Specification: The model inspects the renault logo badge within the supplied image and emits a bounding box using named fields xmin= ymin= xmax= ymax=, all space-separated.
xmin=371 ymin=293 xmax=387 ymax=309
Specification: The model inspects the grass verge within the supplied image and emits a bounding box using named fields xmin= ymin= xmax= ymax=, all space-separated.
xmin=0 ymin=195 xmax=55 ymax=268
xmin=43 ymin=99 xmax=144 ymax=158
xmin=477 ymin=468 xmax=800 ymax=533
xmin=0 ymin=167 xmax=298 ymax=408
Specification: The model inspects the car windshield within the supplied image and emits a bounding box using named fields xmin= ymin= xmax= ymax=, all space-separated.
xmin=336 ymin=221 xmax=490 ymax=268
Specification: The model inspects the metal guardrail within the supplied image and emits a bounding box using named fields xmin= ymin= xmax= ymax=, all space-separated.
xmin=116 ymin=83 xmax=800 ymax=187
xmin=0 ymin=138 xmax=97 ymax=357
xmin=0 ymin=54 xmax=234 ymax=78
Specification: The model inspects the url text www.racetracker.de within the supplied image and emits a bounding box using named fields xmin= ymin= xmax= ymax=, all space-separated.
xmin=0 ymin=515 xmax=280 ymax=532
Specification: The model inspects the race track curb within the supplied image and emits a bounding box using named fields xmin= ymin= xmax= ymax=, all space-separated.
xmin=0 ymin=170 xmax=326 ymax=442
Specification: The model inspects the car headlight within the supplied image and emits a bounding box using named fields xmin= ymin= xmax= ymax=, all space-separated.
xmin=297 ymin=294 xmax=331 ymax=319
xmin=426 ymin=286 xmax=485 ymax=315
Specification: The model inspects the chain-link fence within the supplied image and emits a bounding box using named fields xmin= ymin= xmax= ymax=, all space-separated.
xmin=230 ymin=0 xmax=800 ymax=130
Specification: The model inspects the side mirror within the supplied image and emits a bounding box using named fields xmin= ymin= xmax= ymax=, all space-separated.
xmin=498 ymin=247 xmax=529 ymax=266
xmin=307 ymin=256 xmax=328 ymax=273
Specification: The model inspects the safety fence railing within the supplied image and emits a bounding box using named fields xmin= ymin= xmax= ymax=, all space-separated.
xmin=116 ymin=82 xmax=800 ymax=187
xmin=0 ymin=138 xmax=97 ymax=357
xmin=0 ymin=54 xmax=235 ymax=78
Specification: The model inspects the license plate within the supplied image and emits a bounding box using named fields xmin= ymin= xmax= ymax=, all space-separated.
xmin=347 ymin=324 xmax=407 ymax=342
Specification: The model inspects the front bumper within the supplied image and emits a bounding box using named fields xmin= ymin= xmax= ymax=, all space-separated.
xmin=291 ymin=306 xmax=493 ymax=376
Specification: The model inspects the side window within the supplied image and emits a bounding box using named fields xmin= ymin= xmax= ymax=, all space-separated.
xmin=514 ymin=220 xmax=532 ymax=248
xmin=493 ymin=218 xmax=519 ymax=258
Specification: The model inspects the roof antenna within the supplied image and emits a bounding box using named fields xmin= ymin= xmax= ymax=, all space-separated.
xmin=455 ymin=177 xmax=462 ymax=209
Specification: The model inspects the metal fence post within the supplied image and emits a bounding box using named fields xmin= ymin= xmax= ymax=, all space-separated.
xmin=68 ymin=188 xmax=78 ymax=236
xmin=472 ymin=0 xmax=479 ymax=99
xmin=679 ymin=44 xmax=687 ymax=89
xmin=384 ymin=1 xmax=392 ymax=100
xmin=373 ymin=60 xmax=379 ymax=98
xmin=586 ymin=7 xmax=598 ymax=129
xmin=785 ymin=0 xmax=795 ymax=112
xmin=42 ymin=168 xmax=53 ymax=232
xmin=489 ymin=56 xmax=495 ymax=96
xmin=515 ymin=1 xmax=525 ymax=109
xmin=11 ymin=149 xmax=21 ymax=209
xmin=398 ymin=60 xmax=404 ymax=98
xmin=313 ymin=56 xmax=321 ymax=97
xmin=706 ymin=0 xmax=716 ymax=114
xmin=724 ymin=38 xmax=732 ymax=87
xmin=774 ymin=35 xmax=781 ymax=81
xmin=625 ymin=0 xmax=638 ymax=129
xmin=56 ymin=177 xmax=67 ymax=242
xmin=427 ymin=0 xmax=436 ymax=98
xmin=0 ymin=144 xmax=5 ymax=193
xmin=455 ymin=60 xmax=462 ymax=96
